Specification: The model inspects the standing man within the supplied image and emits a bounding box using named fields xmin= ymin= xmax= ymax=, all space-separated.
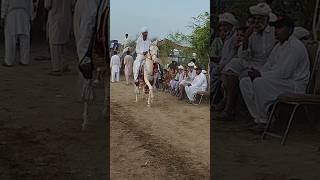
xmin=123 ymin=49 xmax=134 ymax=85
xmin=110 ymin=51 xmax=120 ymax=83
xmin=122 ymin=33 xmax=129 ymax=49
xmin=1 ymin=0 xmax=34 ymax=66
xmin=133 ymin=27 xmax=151 ymax=84
xmin=45 ymin=0 xmax=74 ymax=76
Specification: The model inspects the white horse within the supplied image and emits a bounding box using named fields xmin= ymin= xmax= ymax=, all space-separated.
xmin=134 ymin=43 xmax=160 ymax=106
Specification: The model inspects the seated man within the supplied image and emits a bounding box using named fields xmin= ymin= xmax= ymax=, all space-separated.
xmin=178 ymin=62 xmax=196 ymax=99
xmin=210 ymin=12 xmax=238 ymax=110
xmin=221 ymin=3 xmax=277 ymax=120
xmin=185 ymin=66 xmax=208 ymax=104
xmin=162 ymin=69 xmax=171 ymax=91
xmin=170 ymin=65 xmax=185 ymax=94
xmin=239 ymin=16 xmax=310 ymax=132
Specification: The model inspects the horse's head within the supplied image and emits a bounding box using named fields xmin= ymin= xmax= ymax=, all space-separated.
xmin=146 ymin=41 xmax=160 ymax=63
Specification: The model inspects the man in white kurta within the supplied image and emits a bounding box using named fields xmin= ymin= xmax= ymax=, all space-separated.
xmin=185 ymin=67 xmax=208 ymax=103
xmin=74 ymin=0 xmax=107 ymax=63
xmin=45 ymin=0 xmax=74 ymax=75
xmin=73 ymin=0 xmax=108 ymax=100
xmin=110 ymin=51 xmax=121 ymax=82
xmin=220 ymin=2 xmax=277 ymax=120
xmin=1 ymin=0 xmax=33 ymax=66
xmin=240 ymin=16 xmax=310 ymax=130
xmin=133 ymin=27 xmax=151 ymax=83
xmin=178 ymin=62 xmax=197 ymax=100
xmin=122 ymin=33 xmax=129 ymax=49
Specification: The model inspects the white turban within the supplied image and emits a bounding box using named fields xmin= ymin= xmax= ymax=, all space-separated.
xmin=202 ymin=70 xmax=207 ymax=74
xmin=293 ymin=27 xmax=310 ymax=40
xmin=178 ymin=65 xmax=184 ymax=70
xmin=188 ymin=62 xmax=195 ymax=67
xmin=137 ymin=27 xmax=150 ymax=43
xmin=219 ymin=12 xmax=238 ymax=26
xmin=140 ymin=26 xmax=148 ymax=33
xmin=269 ymin=12 xmax=277 ymax=22
xmin=192 ymin=53 xmax=197 ymax=58
xmin=249 ymin=3 xmax=272 ymax=16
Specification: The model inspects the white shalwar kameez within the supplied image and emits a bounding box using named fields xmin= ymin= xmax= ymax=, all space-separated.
xmin=185 ymin=73 xmax=208 ymax=101
xmin=1 ymin=0 xmax=33 ymax=65
xmin=133 ymin=33 xmax=151 ymax=81
xmin=239 ymin=36 xmax=310 ymax=124
xmin=110 ymin=54 xmax=121 ymax=82
xmin=73 ymin=0 xmax=107 ymax=97
xmin=224 ymin=26 xmax=276 ymax=78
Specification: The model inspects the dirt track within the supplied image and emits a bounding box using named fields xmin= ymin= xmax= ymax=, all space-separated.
xmin=110 ymin=81 xmax=210 ymax=179
xmin=212 ymin=109 xmax=320 ymax=180
xmin=0 ymin=44 xmax=107 ymax=179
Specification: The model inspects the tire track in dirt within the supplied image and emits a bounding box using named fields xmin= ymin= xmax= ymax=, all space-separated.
xmin=111 ymin=101 xmax=210 ymax=180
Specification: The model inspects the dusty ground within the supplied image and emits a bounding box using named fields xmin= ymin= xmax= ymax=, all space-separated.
xmin=110 ymin=81 xmax=210 ymax=179
xmin=0 ymin=44 xmax=107 ymax=179
xmin=212 ymin=107 xmax=320 ymax=180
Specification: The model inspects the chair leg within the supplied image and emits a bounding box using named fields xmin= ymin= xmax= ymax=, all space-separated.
xmin=303 ymin=105 xmax=314 ymax=126
xmin=281 ymin=104 xmax=300 ymax=145
xmin=262 ymin=101 xmax=279 ymax=140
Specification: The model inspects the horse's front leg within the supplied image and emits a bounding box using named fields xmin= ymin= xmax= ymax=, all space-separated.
xmin=144 ymin=75 xmax=153 ymax=106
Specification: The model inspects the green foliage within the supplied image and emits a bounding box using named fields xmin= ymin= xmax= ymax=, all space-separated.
xmin=188 ymin=12 xmax=211 ymax=66
xmin=270 ymin=0 xmax=317 ymax=30
xmin=127 ymin=39 xmax=136 ymax=50
xmin=166 ymin=12 xmax=211 ymax=68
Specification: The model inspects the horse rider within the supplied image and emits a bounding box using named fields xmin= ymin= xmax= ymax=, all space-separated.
xmin=133 ymin=26 xmax=151 ymax=85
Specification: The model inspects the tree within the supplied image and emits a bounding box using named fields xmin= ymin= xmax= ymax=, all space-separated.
xmin=188 ymin=12 xmax=210 ymax=67
xmin=166 ymin=12 xmax=211 ymax=67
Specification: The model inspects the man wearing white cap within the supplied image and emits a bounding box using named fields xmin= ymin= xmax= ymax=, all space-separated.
xmin=178 ymin=62 xmax=196 ymax=100
xmin=217 ymin=12 xmax=238 ymax=67
xmin=211 ymin=12 xmax=238 ymax=110
xmin=170 ymin=65 xmax=184 ymax=93
xmin=133 ymin=26 xmax=151 ymax=84
xmin=220 ymin=2 xmax=277 ymax=121
xmin=185 ymin=66 xmax=208 ymax=104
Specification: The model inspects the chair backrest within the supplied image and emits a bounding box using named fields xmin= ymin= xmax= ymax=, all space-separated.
xmin=306 ymin=41 xmax=320 ymax=94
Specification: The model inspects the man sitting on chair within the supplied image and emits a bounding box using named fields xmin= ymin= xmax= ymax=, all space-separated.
xmin=239 ymin=16 xmax=310 ymax=132
xmin=185 ymin=66 xmax=208 ymax=104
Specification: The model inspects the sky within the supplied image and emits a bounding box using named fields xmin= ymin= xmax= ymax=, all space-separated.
xmin=110 ymin=0 xmax=209 ymax=42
